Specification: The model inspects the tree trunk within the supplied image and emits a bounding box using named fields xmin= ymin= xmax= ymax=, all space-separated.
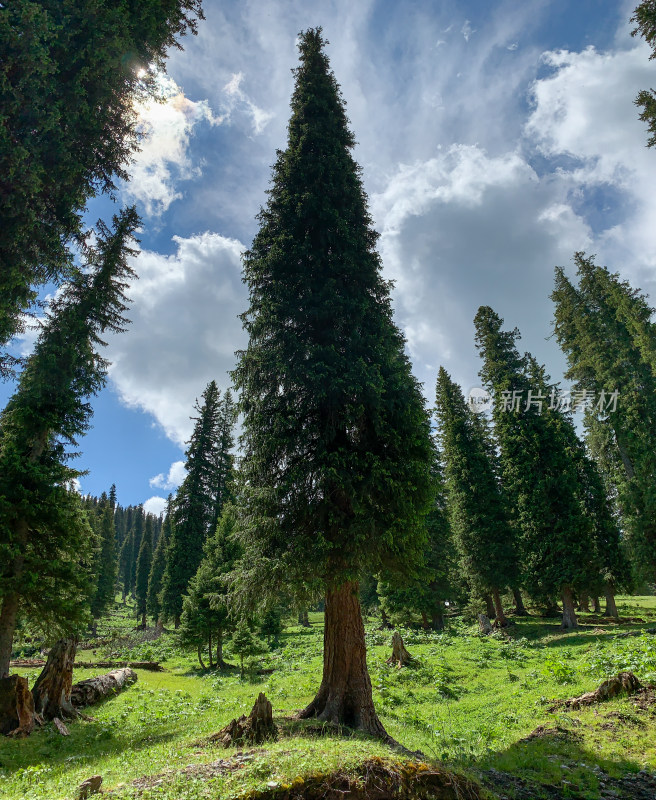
xmin=604 ymin=581 xmax=619 ymax=619
xmin=431 ymin=610 xmax=444 ymax=631
xmin=561 ymin=586 xmax=578 ymax=630
xmin=484 ymin=594 xmax=495 ymax=619
xmin=208 ymin=628 xmax=214 ymax=669
xmin=298 ymin=609 xmax=310 ymax=627
xmin=197 ymin=645 xmax=206 ymax=670
xmin=593 ymin=596 xmax=601 ymax=613
xmin=421 ymin=610 xmax=430 ymax=630
xmin=141 ymin=611 xmax=146 ymax=629
xmin=512 ymin=588 xmax=528 ymax=616
xmin=380 ymin=608 xmax=392 ymax=630
xmin=578 ymin=591 xmax=590 ymax=612
xmin=216 ymin=628 xmax=228 ymax=669
xmin=32 ymin=638 xmax=78 ymax=719
xmin=70 ymin=668 xmax=137 ymax=707
xmin=492 ymin=588 xmax=509 ymax=627
xmin=174 ymin=614 xmax=180 ymax=630
xmin=0 ymin=592 xmax=20 ymax=679
xmin=299 ymin=580 xmax=388 ymax=738
xmin=0 ymin=675 xmax=35 ymax=736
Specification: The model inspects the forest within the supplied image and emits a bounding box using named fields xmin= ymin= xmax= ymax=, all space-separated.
xmin=2 ymin=2 xmax=656 ymax=799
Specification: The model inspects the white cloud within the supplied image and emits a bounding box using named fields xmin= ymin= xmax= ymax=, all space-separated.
xmin=124 ymin=74 xmax=222 ymax=216
xmin=221 ymin=71 xmax=275 ymax=135
xmin=107 ymin=232 xmax=247 ymax=447
xmin=150 ymin=460 xmax=187 ymax=490
xmin=461 ymin=20 xmax=476 ymax=43
xmin=143 ymin=496 xmax=168 ymax=517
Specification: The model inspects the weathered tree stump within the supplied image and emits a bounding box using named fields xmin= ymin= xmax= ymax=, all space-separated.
xmin=77 ymin=775 xmax=102 ymax=799
xmin=32 ymin=637 xmax=77 ymax=720
xmin=478 ymin=614 xmax=493 ymax=635
xmin=386 ymin=631 xmax=413 ymax=667
xmin=210 ymin=692 xmax=276 ymax=747
xmin=71 ymin=668 xmax=137 ymax=707
xmin=554 ymin=671 xmax=642 ymax=710
xmin=0 ymin=675 xmax=35 ymax=736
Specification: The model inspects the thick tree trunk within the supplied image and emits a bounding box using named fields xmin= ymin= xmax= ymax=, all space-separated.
xmin=561 ymin=586 xmax=578 ymax=630
xmin=70 ymin=668 xmax=137 ymax=707
xmin=484 ymin=594 xmax=496 ymax=619
xmin=512 ymin=588 xmax=528 ymax=616
xmin=492 ymin=588 xmax=509 ymax=627
xmin=593 ymin=596 xmax=601 ymax=613
xmin=0 ymin=675 xmax=35 ymax=736
xmin=604 ymin=581 xmax=619 ymax=619
xmin=32 ymin=638 xmax=78 ymax=719
xmin=197 ymin=645 xmax=206 ymax=670
xmin=578 ymin=591 xmax=590 ymax=612
xmin=431 ymin=610 xmax=444 ymax=631
xmin=299 ymin=581 xmax=388 ymax=738
xmin=0 ymin=592 xmax=20 ymax=679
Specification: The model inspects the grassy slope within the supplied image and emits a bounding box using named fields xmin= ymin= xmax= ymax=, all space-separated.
xmin=1 ymin=597 xmax=656 ymax=799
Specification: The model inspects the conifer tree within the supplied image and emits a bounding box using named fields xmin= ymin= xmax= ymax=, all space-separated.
xmin=90 ymin=501 xmax=118 ymax=624
xmin=473 ymin=306 xmax=595 ymax=630
xmin=232 ymin=30 xmax=433 ymax=737
xmin=161 ymin=381 xmax=223 ymax=626
xmin=0 ymin=0 xmax=203 ymax=369
xmin=551 ymin=254 xmax=656 ymax=578
xmin=434 ymin=367 xmax=518 ymax=626
xmin=210 ymin=389 xmax=237 ymax=534
xmin=147 ymin=496 xmax=173 ymax=626
xmin=0 ymin=208 xmax=139 ymax=677
xmin=632 ymin=1 xmax=656 ymax=147
xmin=119 ymin=527 xmax=135 ymax=603
xmin=136 ymin=516 xmax=154 ymax=627
xmin=130 ymin=508 xmax=145 ymax=597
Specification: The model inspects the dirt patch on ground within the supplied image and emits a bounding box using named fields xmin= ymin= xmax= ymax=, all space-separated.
xmin=631 ymin=685 xmax=656 ymax=712
xmin=117 ymin=754 xmax=483 ymax=800
xmin=519 ymin=725 xmax=582 ymax=744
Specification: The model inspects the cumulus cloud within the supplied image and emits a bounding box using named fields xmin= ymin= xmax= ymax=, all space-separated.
xmin=107 ymin=232 xmax=247 ymax=447
xmin=143 ymin=496 xmax=168 ymax=517
xmin=149 ymin=460 xmax=187 ymax=490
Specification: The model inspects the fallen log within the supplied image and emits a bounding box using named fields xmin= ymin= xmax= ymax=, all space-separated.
xmin=0 ymin=675 xmax=35 ymax=736
xmin=210 ymin=692 xmax=276 ymax=747
xmin=9 ymin=659 xmax=164 ymax=671
xmin=551 ymin=671 xmax=642 ymax=711
xmin=70 ymin=668 xmax=137 ymax=708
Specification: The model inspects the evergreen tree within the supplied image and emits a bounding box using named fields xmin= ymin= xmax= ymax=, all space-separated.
xmin=90 ymin=501 xmax=118 ymax=624
xmin=147 ymin=496 xmax=173 ymax=625
xmin=210 ymin=389 xmax=237 ymax=534
xmin=232 ymin=30 xmax=434 ymax=736
xmin=473 ymin=306 xmax=595 ymax=630
xmin=551 ymin=254 xmax=656 ymax=578
xmin=136 ymin=516 xmax=154 ymax=627
xmin=119 ymin=527 xmax=135 ymax=603
xmin=0 ymin=208 xmax=139 ymax=677
xmin=230 ymin=620 xmax=261 ymax=679
xmin=259 ymin=606 xmax=284 ymax=647
xmin=0 ymin=0 xmax=203 ymax=369
xmin=130 ymin=508 xmax=145 ymax=597
xmin=632 ymin=1 xmax=656 ymax=147
xmin=434 ymin=367 xmax=518 ymax=625
xmin=162 ymin=381 xmax=223 ymax=626
xmin=178 ymin=507 xmax=240 ymax=668
xmin=109 ymin=484 xmax=117 ymax=510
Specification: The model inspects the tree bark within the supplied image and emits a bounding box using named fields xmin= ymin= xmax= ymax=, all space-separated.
xmin=561 ymin=586 xmax=578 ymax=630
xmin=431 ymin=610 xmax=444 ymax=631
xmin=70 ymin=668 xmax=137 ymax=707
xmin=298 ymin=609 xmax=310 ymax=627
xmin=492 ymin=588 xmax=509 ymax=627
xmin=512 ymin=588 xmax=528 ymax=616
xmin=299 ymin=580 xmax=388 ymax=738
xmin=32 ymin=638 xmax=78 ymax=719
xmin=421 ymin=610 xmax=430 ymax=630
xmin=604 ymin=581 xmax=619 ymax=619
xmin=386 ymin=631 xmax=413 ymax=667
xmin=379 ymin=608 xmax=392 ymax=630
xmin=197 ymin=645 xmax=206 ymax=670
xmin=0 ymin=593 xmax=20 ymax=679
xmin=593 ymin=596 xmax=601 ymax=613
xmin=578 ymin=591 xmax=590 ymax=612
xmin=484 ymin=594 xmax=496 ymax=619
xmin=216 ymin=628 xmax=229 ymax=669
xmin=0 ymin=675 xmax=35 ymax=736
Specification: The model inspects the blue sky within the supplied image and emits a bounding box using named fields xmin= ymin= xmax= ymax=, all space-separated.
xmin=3 ymin=0 xmax=656 ymax=515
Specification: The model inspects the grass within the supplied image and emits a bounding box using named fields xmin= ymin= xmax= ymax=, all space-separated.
xmin=2 ymin=597 xmax=656 ymax=799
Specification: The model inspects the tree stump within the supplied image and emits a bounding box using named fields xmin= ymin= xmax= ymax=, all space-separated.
xmin=32 ymin=637 xmax=78 ymax=719
xmin=478 ymin=614 xmax=493 ymax=635
xmin=555 ymin=672 xmax=642 ymax=710
xmin=70 ymin=668 xmax=137 ymax=707
xmin=386 ymin=631 xmax=413 ymax=667
xmin=0 ymin=675 xmax=35 ymax=736
xmin=77 ymin=775 xmax=102 ymax=799
xmin=210 ymin=692 xmax=276 ymax=747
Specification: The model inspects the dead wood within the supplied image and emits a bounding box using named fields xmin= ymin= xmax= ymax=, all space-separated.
xmin=31 ymin=637 xmax=78 ymax=720
xmin=53 ymin=716 xmax=70 ymax=735
xmin=71 ymin=667 xmax=137 ymax=707
xmin=210 ymin=692 xmax=277 ymax=747
xmin=387 ymin=631 xmax=413 ymax=667
xmin=478 ymin=614 xmax=493 ymax=635
xmin=0 ymin=674 xmax=35 ymax=736
xmin=77 ymin=775 xmax=102 ymax=799
xmin=551 ymin=671 xmax=642 ymax=711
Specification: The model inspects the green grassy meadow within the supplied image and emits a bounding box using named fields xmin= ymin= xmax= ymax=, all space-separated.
xmin=2 ymin=597 xmax=656 ymax=799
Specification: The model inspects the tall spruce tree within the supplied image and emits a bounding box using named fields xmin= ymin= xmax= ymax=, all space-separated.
xmin=0 ymin=0 xmax=203 ymax=370
xmin=0 ymin=208 xmax=139 ymax=677
xmin=232 ymin=30 xmax=434 ymax=737
xmin=147 ymin=496 xmax=173 ymax=625
xmin=90 ymin=500 xmax=118 ymax=624
xmin=136 ymin=516 xmax=154 ymax=627
xmin=434 ymin=367 xmax=518 ymax=626
xmin=632 ymin=1 xmax=656 ymax=147
xmin=473 ymin=307 xmax=595 ymax=630
xmin=210 ymin=389 xmax=237 ymax=535
xmin=551 ymin=254 xmax=656 ymax=579
xmin=161 ymin=381 xmax=223 ymax=626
